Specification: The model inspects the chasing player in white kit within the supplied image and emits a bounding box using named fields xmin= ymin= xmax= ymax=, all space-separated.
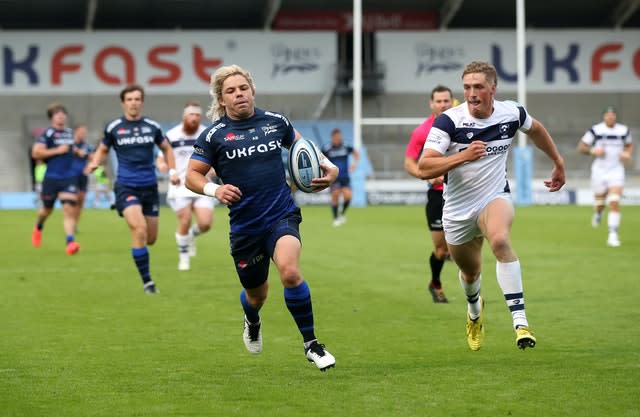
xmin=157 ymin=102 xmax=216 ymax=271
xmin=577 ymin=106 xmax=633 ymax=247
xmin=419 ymin=61 xmax=566 ymax=351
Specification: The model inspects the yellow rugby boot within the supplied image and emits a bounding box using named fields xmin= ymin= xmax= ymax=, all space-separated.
xmin=466 ymin=297 xmax=484 ymax=351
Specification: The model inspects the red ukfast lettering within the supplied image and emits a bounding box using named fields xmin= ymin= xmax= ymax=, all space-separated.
xmin=148 ymin=45 xmax=180 ymax=84
xmin=591 ymin=43 xmax=622 ymax=82
xmin=51 ymin=45 xmax=83 ymax=85
xmin=193 ymin=47 xmax=222 ymax=83
xmin=94 ymin=46 xmax=135 ymax=85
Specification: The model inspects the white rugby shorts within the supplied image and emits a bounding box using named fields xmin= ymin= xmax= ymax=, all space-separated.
xmin=591 ymin=166 xmax=625 ymax=195
xmin=443 ymin=193 xmax=512 ymax=245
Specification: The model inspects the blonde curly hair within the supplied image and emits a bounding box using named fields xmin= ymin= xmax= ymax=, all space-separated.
xmin=206 ymin=64 xmax=256 ymax=121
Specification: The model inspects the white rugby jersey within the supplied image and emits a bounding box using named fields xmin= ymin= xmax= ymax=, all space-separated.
xmin=165 ymin=123 xmax=207 ymax=198
xmin=580 ymin=122 xmax=632 ymax=172
xmin=424 ymin=100 xmax=532 ymax=220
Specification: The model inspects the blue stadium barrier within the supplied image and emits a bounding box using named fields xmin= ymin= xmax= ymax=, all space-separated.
xmin=513 ymin=146 xmax=533 ymax=206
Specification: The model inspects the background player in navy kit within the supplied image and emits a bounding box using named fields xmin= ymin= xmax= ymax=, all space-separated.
xmin=70 ymin=123 xmax=94 ymax=228
xmin=31 ymin=102 xmax=81 ymax=255
xmin=185 ymin=64 xmax=339 ymax=371
xmin=86 ymin=84 xmax=179 ymax=294
xmin=322 ymin=128 xmax=359 ymax=226
xmin=156 ymin=101 xmax=215 ymax=271
xmin=419 ymin=61 xmax=565 ymax=351
xmin=404 ymin=85 xmax=454 ymax=303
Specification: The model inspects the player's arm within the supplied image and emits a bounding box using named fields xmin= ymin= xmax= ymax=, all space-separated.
xmin=349 ymin=147 xmax=360 ymax=172
xmin=576 ymin=131 xmax=604 ymax=157
xmin=524 ymin=118 xmax=566 ymax=192
xmin=186 ymin=159 xmax=241 ymax=205
xmin=84 ymin=142 xmax=109 ymax=174
xmin=158 ymin=139 xmax=179 ymax=185
xmin=577 ymin=128 xmax=605 ymax=157
xmin=156 ymin=153 xmax=168 ymax=174
xmin=576 ymin=141 xmax=591 ymax=154
xmin=406 ymin=156 xmax=444 ymax=185
xmin=311 ymin=143 xmax=339 ymax=190
xmin=31 ymin=142 xmax=69 ymax=160
xmin=404 ymin=133 xmax=423 ymax=179
xmin=621 ymin=139 xmax=633 ymax=163
xmin=404 ymin=156 xmax=420 ymax=178
xmin=418 ymin=141 xmax=486 ymax=180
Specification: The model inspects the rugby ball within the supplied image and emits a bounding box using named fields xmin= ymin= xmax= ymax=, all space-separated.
xmin=288 ymin=137 xmax=322 ymax=193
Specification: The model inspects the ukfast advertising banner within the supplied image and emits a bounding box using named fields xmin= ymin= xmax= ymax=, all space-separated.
xmin=377 ymin=30 xmax=640 ymax=92
xmin=1 ymin=31 xmax=336 ymax=94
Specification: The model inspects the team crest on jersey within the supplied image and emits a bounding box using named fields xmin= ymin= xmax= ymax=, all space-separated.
xmin=466 ymin=132 xmax=474 ymax=139
xmin=500 ymin=124 xmax=509 ymax=138
xmin=262 ymin=125 xmax=278 ymax=135
xmin=142 ymin=126 xmax=152 ymax=134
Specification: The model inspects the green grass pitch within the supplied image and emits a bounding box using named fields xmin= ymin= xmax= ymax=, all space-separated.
xmin=1 ymin=205 xmax=639 ymax=417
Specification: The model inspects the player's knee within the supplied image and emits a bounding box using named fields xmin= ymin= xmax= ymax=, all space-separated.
xmin=434 ymin=246 xmax=449 ymax=259
xmin=279 ymin=266 xmax=302 ymax=287
xmin=607 ymin=193 xmax=621 ymax=204
xmin=488 ymin=234 xmax=511 ymax=257
xmin=247 ymin=290 xmax=267 ymax=307
xmin=60 ymin=199 xmax=77 ymax=207
xmin=198 ymin=223 xmax=212 ymax=233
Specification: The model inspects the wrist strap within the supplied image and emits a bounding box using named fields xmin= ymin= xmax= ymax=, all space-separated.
xmin=203 ymin=182 xmax=220 ymax=197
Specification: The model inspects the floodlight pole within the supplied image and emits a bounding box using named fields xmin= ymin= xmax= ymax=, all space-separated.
xmin=353 ymin=0 xmax=362 ymax=150
xmin=517 ymin=0 xmax=526 ymax=148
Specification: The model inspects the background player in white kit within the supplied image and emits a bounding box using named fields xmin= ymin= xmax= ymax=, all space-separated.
xmin=418 ymin=61 xmax=565 ymax=351
xmin=577 ymin=106 xmax=633 ymax=247
xmin=157 ymin=102 xmax=216 ymax=271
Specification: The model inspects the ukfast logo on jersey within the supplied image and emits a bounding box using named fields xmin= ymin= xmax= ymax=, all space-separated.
xmin=225 ymin=140 xmax=282 ymax=159
xmin=116 ymin=135 xmax=156 ymax=146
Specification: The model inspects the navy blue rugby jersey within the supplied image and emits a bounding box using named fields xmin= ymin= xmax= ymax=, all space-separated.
xmin=70 ymin=141 xmax=94 ymax=177
xmin=101 ymin=116 xmax=165 ymax=187
xmin=36 ymin=127 xmax=74 ymax=180
xmin=321 ymin=143 xmax=354 ymax=180
xmin=191 ymin=108 xmax=297 ymax=235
